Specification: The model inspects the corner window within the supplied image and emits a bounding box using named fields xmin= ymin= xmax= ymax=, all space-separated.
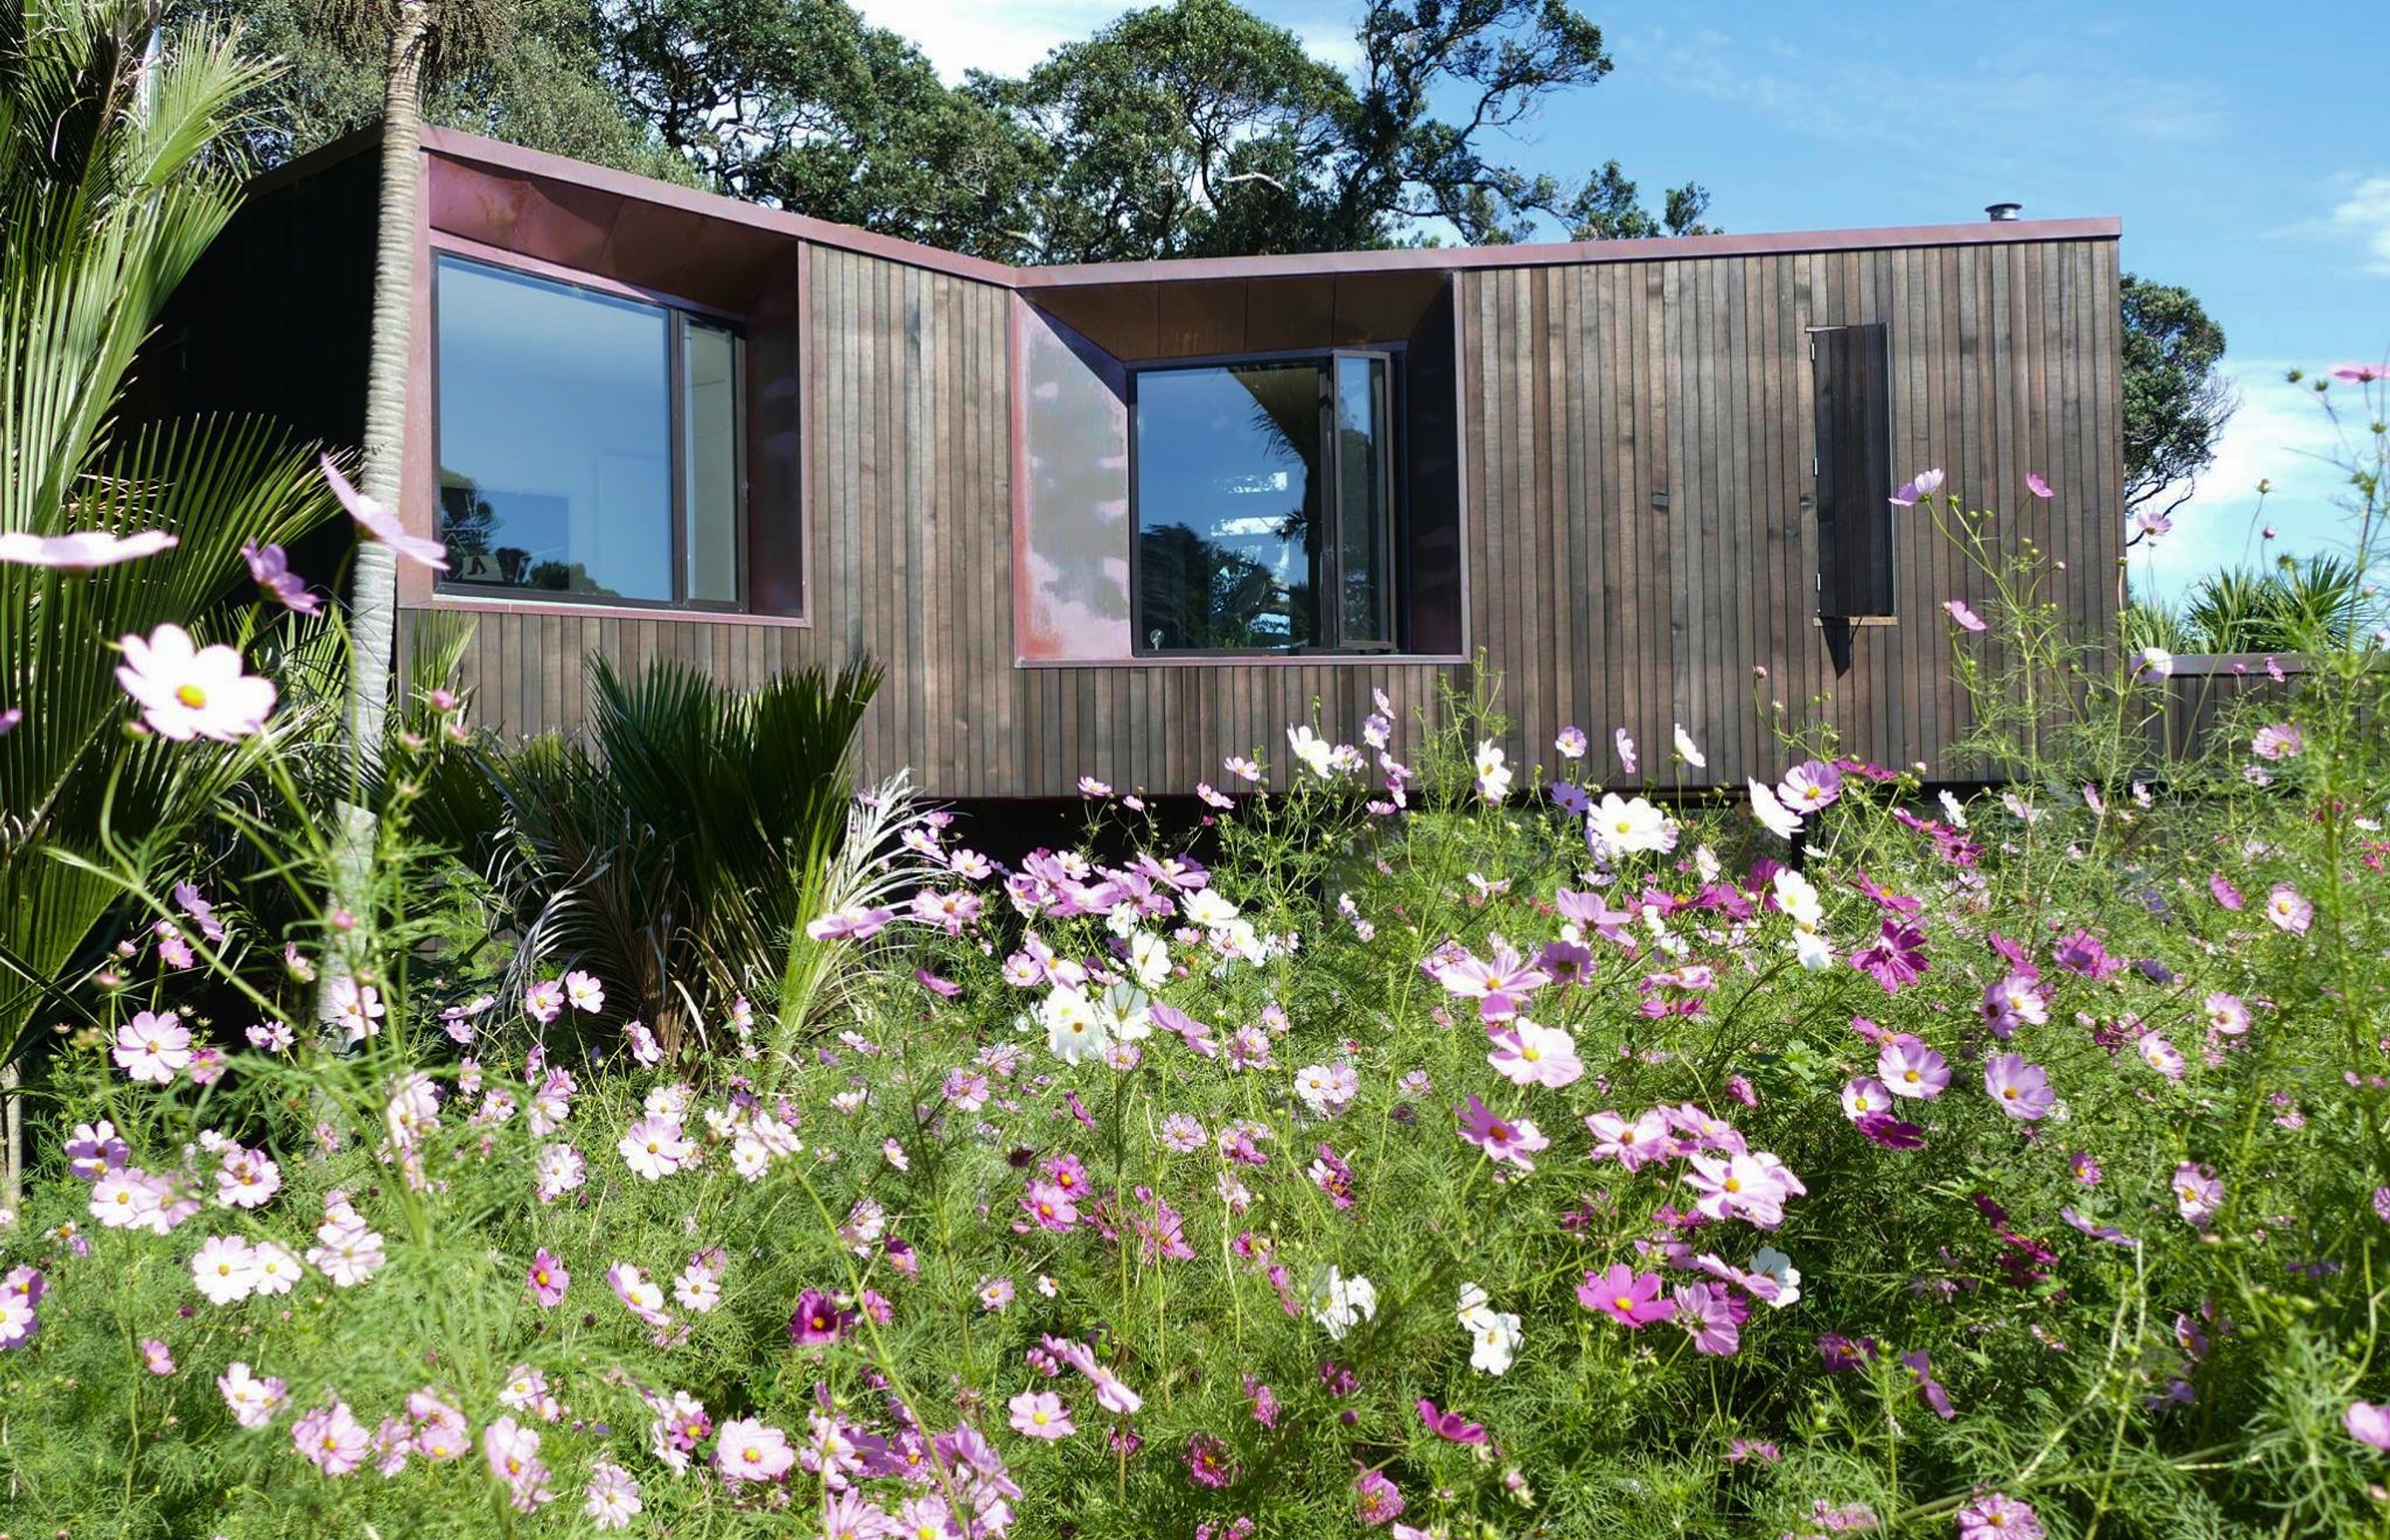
xmin=434 ymin=256 xmax=744 ymax=608
xmin=1133 ymin=352 xmax=1398 ymax=653
xmin=1810 ymin=322 xmax=1895 ymax=619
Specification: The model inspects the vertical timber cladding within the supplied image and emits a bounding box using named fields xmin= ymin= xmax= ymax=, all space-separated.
xmin=791 ymin=244 xmax=1451 ymax=798
xmin=1456 ymin=236 xmax=2119 ymax=791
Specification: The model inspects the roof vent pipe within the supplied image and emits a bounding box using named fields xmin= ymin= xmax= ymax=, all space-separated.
xmin=1986 ymin=202 xmax=2022 ymax=222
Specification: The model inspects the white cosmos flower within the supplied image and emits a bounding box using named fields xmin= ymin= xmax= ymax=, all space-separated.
xmin=1672 ymin=723 xmax=1706 ymax=768
xmin=1182 ymin=889 xmax=1240 ymax=929
xmin=1127 ymin=931 xmax=1171 ymax=990
xmin=1772 ymin=867 xmax=1822 ymax=927
xmin=1473 ymin=739 xmax=1513 ymax=803
xmin=1792 ymin=929 xmax=1835 ymax=972
xmin=1307 ymin=1265 xmax=1377 ymax=1339
xmin=1588 ymin=793 xmax=1675 ymax=860
xmin=1286 ymin=725 xmax=1336 ymax=779
xmin=1456 ymin=1283 xmax=1522 ymax=1374
xmin=1751 ymin=1246 xmax=1802 ymax=1308
xmin=1749 ymin=777 xmax=1803 ymax=841
xmin=1939 ymin=789 xmax=1968 ymax=827
xmin=1041 ymin=986 xmax=1111 ymax=1065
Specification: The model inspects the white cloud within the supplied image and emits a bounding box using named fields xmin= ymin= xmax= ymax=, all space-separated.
xmin=2129 ymin=361 xmax=2373 ymax=604
xmin=2324 ymin=175 xmax=2390 ymax=275
xmin=851 ymin=1 xmax=1363 ymax=82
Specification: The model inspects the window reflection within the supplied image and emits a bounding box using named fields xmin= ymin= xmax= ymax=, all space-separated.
xmin=1133 ymin=355 xmax=1393 ymax=652
xmin=437 ymin=258 xmax=674 ymax=601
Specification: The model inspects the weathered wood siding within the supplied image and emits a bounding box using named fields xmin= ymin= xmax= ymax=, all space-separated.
xmin=413 ymin=232 xmax=2123 ymax=798
xmin=1457 ymin=240 xmax=2122 ymax=790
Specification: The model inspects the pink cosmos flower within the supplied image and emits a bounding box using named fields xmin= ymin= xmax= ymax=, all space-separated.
xmin=715 ymin=1417 xmax=796 ymax=1481
xmin=322 ymin=456 xmax=448 ymax=568
xmin=2172 ymin=1162 xmax=2222 ymax=1225
xmin=528 ymin=1247 xmax=568 ymax=1308
xmin=1841 ymin=1076 xmax=1895 ymax=1121
xmin=2025 ymin=471 xmax=2055 ymax=500
xmin=241 ymin=540 xmax=321 ymax=613
xmin=2348 ymin=1401 xmax=2390 ymax=1451
xmin=115 ymin=623 xmax=276 ymax=741
xmin=1944 ymin=598 xmax=1988 ymax=632
xmin=1457 ymin=1095 xmax=1549 ymax=1171
xmin=618 ymin=1115 xmax=695 ymax=1180
xmin=112 ymin=1009 xmax=193 ymax=1084
xmin=2330 ymin=363 xmax=2388 ymax=383
xmin=1983 ymin=1053 xmax=2056 ymax=1120
xmin=1555 ymin=725 xmax=1588 ymax=758
xmin=1671 ymin=1282 xmax=1742 ymax=1356
xmin=1957 ymin=1492 xmax=2045 ymax=1539
xmin=1354 ymin=1468 xmax=1406 ymax=1526
xmin=1022 ymin=1178 xmax=1080 ymax=1231
xmin=1889 ymin=467 xmax=1945 ymax=506
xmin=2210 ymin=873 xmax=2245 ymax=910
xmin=1777 ymin=759 xmax=1843 ymax=812
xmin=141 ymin=1338 xmax=175 ymax=1374
xmin=1586 ymin=1109 xmax=1672 ymax=1171
xmin=482 ymin=1414 xmax=555 ymax=1509
xmin=607 ymin=1261 xmax=670 ymax=1326
xmin=217 ymin=1361 xmax=288 ymax=1426
xmin=523 ymin=979 xmax=563 ymax=1024
xmin=1876 ymin=1036 xmax=1949 ymax=1099
xmin=2137 ymin=1033 xmax=2186 ymax=1079
xmin=0 ymin=528 xmax=178 ymax=568
xmin=584 ymin=1461 xmax=643 ymax=1530
xmin=1685 ymin=1151 xmax=1802 ymax=1229
xmin=1613 ymin=727 xmax=1638 ymax=774
xmin=2264 ymin=883 xmax=2312 ymax=934
xmin=1008 ymin=1389 xmax=1075 ymax=1440
xmin=563 ymin=970 xmax=605 ymax=1014
xmin=1485 ymin=1019 xmax=1583 ymax=1089
xmin=1578 ymin=1263 xmax=1672 ymax=1328
xmin=294 ymin=1399 xmax=372 ymax=1475
xmin=2251 ymin=724 xmax=2303 ymax=761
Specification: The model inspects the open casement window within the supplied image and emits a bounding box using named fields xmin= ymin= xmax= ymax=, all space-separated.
xmin=434 ymin=255 xmax=747 ymax=610
xmin=1810 ymin=323 xmax=1895 ymax=620
xmin=1132 ymin=350 xmax=1400 ymax=654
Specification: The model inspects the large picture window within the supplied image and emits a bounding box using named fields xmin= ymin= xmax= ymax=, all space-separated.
xmin=1133 ymin=352 xmax=1397 ymax=653
xmin=434 ymin=256 xmax=744 ymax=608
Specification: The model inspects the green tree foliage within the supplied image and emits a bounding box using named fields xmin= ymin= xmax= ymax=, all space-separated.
xmin=2121 ymin=272 xmax=2236 ymax=518
xmin=167 ymin=0 xmax=692 ymax=180
xmin=982 ymin=0 xmax=1709 ymax=260
xmin=179 ymin=0 xmax=1700 ymax=261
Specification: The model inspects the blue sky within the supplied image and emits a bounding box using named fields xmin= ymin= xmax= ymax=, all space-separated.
xmin=858 ymin=0 xmax=2389 ymax=602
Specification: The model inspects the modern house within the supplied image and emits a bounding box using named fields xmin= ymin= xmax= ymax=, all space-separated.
xmin=147 ymin=129 xmax=2125 ymax=798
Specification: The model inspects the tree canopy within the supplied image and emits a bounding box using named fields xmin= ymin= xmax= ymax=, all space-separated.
xmin=181 ymin=0 xmax=1707 ymax=261
xmin=2120 ymin=273 xmax=2236 ymax=518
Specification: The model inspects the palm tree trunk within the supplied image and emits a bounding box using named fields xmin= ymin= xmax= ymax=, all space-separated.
xmin=319 ymin=0 xmax=429 ymax=1035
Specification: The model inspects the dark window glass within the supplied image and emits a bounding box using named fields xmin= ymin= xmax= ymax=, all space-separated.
xmin=1134 ymin=353 xmax=1397 ymax=653
xmin=435 ymin=256 xmax=744 ymax=608
xmin=1811 ymin=322 xmax=1895 ymax=618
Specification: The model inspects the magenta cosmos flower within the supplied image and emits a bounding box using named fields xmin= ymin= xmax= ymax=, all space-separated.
xmin=789 ymin=1289 xmax=853 ymax=1346
xmin=241 ymin=540 xmax=321 ymax=614
xmin=1578 ymin=1264 xmax=1672 ymax=1328
xmin=1983 ymin=1053 xmax=2056 ymax=1120
xmin=2025 ymin=471 xmax=2055 ymax=500
xmin=1354 ymin=1467 xmax=1405 ymax=1525
xmin=1457 ymin=1095 xmax=1549 ymax=1171
xmin=116 ymin=624 xmax=276 ymax=742
xmin=1851 ymin=920 xmax=1929 ymax=993
xmin=1877 ymin=1036 xmax=1949 ymax=1099
xmin=1416 ymin=1398 xmax=1489 ymax=1444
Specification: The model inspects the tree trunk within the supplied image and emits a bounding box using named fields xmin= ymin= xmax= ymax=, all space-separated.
xmin=318 ymin=0 xmax=429 ymax=1036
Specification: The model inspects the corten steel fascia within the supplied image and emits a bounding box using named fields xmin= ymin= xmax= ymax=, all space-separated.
xmin=401 ymin=127 xmax=2120 ymax=295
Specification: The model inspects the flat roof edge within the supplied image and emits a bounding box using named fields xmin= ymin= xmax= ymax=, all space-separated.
xmin=409 ymin=126 xmax=2119 ymax=290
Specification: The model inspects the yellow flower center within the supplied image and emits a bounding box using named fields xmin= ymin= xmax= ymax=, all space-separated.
xmin=1723 ymin=1177 xmax=1742 ymax=1192
xmin=176 ymin=683 xmax=208 ymax=709
xmin=1612 ymin=1294 xmax=1635 ymax=1312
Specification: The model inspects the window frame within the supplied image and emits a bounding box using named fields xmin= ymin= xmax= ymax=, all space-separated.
xmin=430 ymin=252 xmax=749 ymax=614
xmin=1126 ymin=346 xmax=1404 ymax=658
